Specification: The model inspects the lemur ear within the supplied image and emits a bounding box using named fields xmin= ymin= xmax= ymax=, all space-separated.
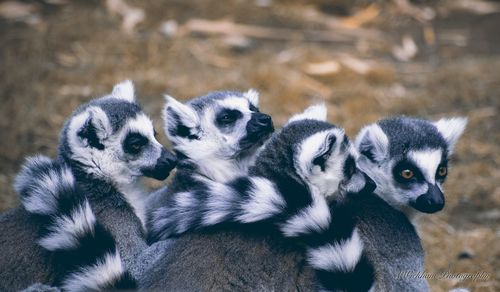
xmin=355 ymin=124 xmax=389 ymax=163
xmin=163 ymin=95 xmax=201 ymax=140
xmin=295 ymin=129 xmax=339 ymax=178
xmin=433 ymin=117 xmax=467 ymax=154
xmin=244 ymin=89 xmax=259 ymax=107
xmin=111 ymin=80 xmax=135 ymax=103
xmin=71 ymin=107 xmax=113 ymax=150
xmin=286 ymin=103 xmax=327 ymax=125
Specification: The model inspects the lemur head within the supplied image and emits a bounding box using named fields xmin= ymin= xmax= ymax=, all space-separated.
xmin=163 ymin=90 xmax=274 ymax=180
xmin=355 ymin=116 xmax=467 ymax=214
xmin=254 ymin=104 xmax=374 ymax=202
xmin=59 ymin=80 xmax=177 ymax=187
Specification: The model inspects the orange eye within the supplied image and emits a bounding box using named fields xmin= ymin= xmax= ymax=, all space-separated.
xmin=131 ymin=143 xmax=142 ymax=151
xmin=400 ymin=169 xmax=414 ymax=180
xmin=437 ymin=166 xmax=447 ymax=177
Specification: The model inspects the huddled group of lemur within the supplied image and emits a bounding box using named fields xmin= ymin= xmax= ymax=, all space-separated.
xmin=0 ymin=80 xmax=467 ymax=292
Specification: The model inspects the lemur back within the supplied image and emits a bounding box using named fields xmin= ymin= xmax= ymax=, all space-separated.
xmin=0 ymin=81 xmax=177 ymax=291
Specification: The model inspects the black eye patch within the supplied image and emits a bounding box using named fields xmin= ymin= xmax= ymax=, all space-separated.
xmin=215 ymin=109 xmax=243 ymax=127
xmin=123 ymin=132 xmax=149 ymax=155
xmin=392 ymin=159 xmax=424 ymax=184
xmin=249 ymin=103 xmax=259 ymax=112
xmin=435 ymin=160 xmax=449 ymax=181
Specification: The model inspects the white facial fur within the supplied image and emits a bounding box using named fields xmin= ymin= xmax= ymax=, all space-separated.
xmin=67 ymin=103 xmax=163 ymax=225
xmin=163 ymin=91 xmax=261 ymax=182
xmin=409 ymin=149 xmax=442 ymax=184
xmin=68 ymin=110 xmax=162 ymax=185
xmin=355 ymin=118 xmax=467 ymax=213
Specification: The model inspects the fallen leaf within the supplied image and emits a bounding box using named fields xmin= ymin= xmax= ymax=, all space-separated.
xmin=392 ymin=35 xmax=418 ymax=62
xmin=105 ymin=0 xmax=145 ymax=34
xmin=304 ymin=61 xmax=341 ymax=76
xmin=0 ymin=1 xmax=37 ymax=20
xmin=159 ymin=20 xmax=178 ymax=37
xmin=339 ymin=55 xmax=373 ymax=75
xmin=340 ymin=4 xmax=380 ymax=29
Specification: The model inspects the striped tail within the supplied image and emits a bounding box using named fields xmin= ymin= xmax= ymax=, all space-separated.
xmin=148 ymin=176 xmax=286 ymax=242
xmin=303 ymin=202 xmax=374 ymax=292
xmin=149 ymin=173 xmax=374 ymax=291
xmin=15 ymin=156 xmax=137 ymax=291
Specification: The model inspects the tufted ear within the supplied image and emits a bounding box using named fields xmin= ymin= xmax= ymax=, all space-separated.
xmin=433 ymin=117 xmax=467 ymax=155
xmin=286 ymin=103 xmax=327 ymax=126
xmin=111 ymin=80 xmax=135 ymax=103
xmin=295 ymin=129 xmax=339 ymax=178
xmin=162 ymin=95 xmax=201 ymax=141
xmin=70 ymin=107 xmax=113 ymax=150
xmin=355 ymin=123 xmax=389 ymax=163
xmin=244 ymin=89 xmax=259 ymax=107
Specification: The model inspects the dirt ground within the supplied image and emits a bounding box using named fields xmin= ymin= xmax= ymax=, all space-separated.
xmin=0 ymin=0 xmax=498 ymax=291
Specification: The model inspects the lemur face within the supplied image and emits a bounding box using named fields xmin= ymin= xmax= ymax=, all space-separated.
xmin=285 ymin=104 xmax=375 ymax=200
xmin=163 ymin=90 xmax=274 ymax=162
xmin=64 ymin=81 xmax=177 ymax=186
xmin=355 ymin=117 xmax=467 ymax=214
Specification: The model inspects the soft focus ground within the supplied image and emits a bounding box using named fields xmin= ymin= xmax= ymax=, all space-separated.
xmin=0 ymin=0 xmax=498 ymax=291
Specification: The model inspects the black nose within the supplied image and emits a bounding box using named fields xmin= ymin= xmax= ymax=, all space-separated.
xmin=410 ymin=184 xmax=445 ymax=213
xmin=141 ymin=148 xmax=177 ymax=181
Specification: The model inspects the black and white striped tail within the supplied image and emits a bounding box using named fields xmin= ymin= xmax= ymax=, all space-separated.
xmin=148 ymin=176 xmax=286 ymax=241
xmin=15 ymin=156 xmax=137 ymax=291
xmin=149 ymin=174 xmax=373 ymax=291
xmin=303 ymin=203 xmax=374 ymax=292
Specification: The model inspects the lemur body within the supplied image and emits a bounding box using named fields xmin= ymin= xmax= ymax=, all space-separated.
xmin=0 ymin=81 xmax=177 ymax=291
xmin=144 ymin=114 xmax=465 ymax=291
xmin=351 ymin=116 xmax=467 ymax=291
xmin=145 ymin=89 xmax=273 ymax=219
xmin=143 ymin=105 xmax=375 ymax=291
xmin=130 ymin=89 xmax=273 ymax=284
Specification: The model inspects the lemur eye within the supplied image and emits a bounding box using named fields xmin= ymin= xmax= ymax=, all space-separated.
xmin=124 ymin=133 xmax=148 ymax=155
xmin=400 ymin=169 xmax=414 ymax=180
xmin=216 ymin=109 xmax=242 ymax=126
xmin=221 ymin=114 xmax=233 ymax=123
xmin=437 ymin=166 xmax=447 ymax=177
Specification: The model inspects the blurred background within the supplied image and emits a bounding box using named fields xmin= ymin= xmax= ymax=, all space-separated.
xmin=0 ymin=0 xmax=498 ymax=290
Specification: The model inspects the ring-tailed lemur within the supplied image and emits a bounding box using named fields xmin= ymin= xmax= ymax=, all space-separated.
xmin=146 ymin=89 xmax=274 ymax=241
xmin=355 ymin=116 xmax=467 ymax=216
xmin=348 ymin=116 xmax=467 ymax=291
xmin=0 ymin=81 xmax=177 ymax=291
xmin=141 ymin=105 xmax=376 ymax=291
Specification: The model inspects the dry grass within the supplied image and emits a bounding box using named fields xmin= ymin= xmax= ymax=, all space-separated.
xmin=0 ymin=0 xmax=498 ymax=290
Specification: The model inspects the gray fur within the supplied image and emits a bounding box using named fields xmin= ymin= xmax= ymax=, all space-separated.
xmin=140 ymin=229 xmax=316 ymax=291
xmin=378 ymin=117 xmax=448 ymax=157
